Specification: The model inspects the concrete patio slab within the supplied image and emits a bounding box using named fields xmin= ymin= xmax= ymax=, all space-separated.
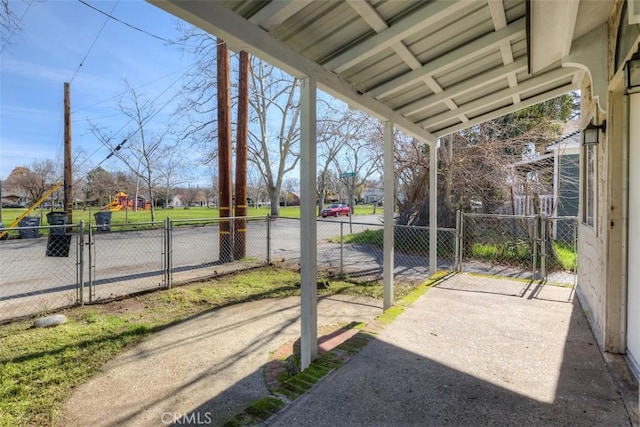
xmin=60 ymin=295 xmax=382 ymax=427
xmin=271 ymin=275 xmax=635 ymax=426
xmin=60 ymin=274 xmax=636 ymax=426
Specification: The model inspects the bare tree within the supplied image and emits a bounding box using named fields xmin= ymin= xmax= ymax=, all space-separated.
xmin=6 ymin=160 xmax=59 ymax=207
xmin=90 ymin=82 xmax=172 ymax=222
xmin=70 ymin=147 xmax=92 ymax=208
xmin=178 ymin=186 xmax=201 ymax=208
xmin=1 ymin=0 xmax=22 ymax=51
xmin=155 ymin=144 xmax=189 ymax=209
xmin=174 ymin=24 xmax=224 ymax=164
xmin=246 ymin=164 xmax=266 ymax=209
xmin=394 ymin=96 xmax=574 ymax=226
xmin=331 ymin=111 xmax=383 ymax=212
xmin=315 ymin=101 xmax=351 ymax=214
xmin=247 ymin=59 xmax=300 ymax=217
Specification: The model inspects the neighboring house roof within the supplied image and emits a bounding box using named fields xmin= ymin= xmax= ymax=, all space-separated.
xmin=510 ymin=129 xmax=580 ymax=168
xmin=546 ymin=129 xmax=580 ymax=153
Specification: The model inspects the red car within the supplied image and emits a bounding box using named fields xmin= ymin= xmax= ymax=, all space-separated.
xmin=321 ymin=203 xmax=350 ymax=217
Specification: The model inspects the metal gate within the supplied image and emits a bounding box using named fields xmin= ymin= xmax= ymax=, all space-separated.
xmin=456 ymin=212 xmax=577 ymax=285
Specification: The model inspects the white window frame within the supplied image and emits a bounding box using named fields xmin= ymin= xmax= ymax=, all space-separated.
xmin=583 ymin=143 xmax=597 ymax=228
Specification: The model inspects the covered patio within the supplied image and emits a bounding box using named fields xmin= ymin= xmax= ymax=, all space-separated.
xmin=148 ymin=0 xmax=640 ymax=405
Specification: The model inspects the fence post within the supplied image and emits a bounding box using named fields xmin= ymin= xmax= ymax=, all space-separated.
xmin=165 ymin=217 xmax=172 ymax=289
xmin=455 ymin=210 xmax=461 ymax=271
xmin=266 ymin=215 xmax=271 ymax=265
xmin=340 ymin=221 xmax=344 ymax=277
xmin=573 ymin=217 xmax=578 ymax=287
xmin=88 ymin=225 xmax=94 ymax=303
xmin=532 ymin=216 xmax=539 ymax=280
xmin=459 ymin=211 xmax=465 ymax=272
xmin=540 ymin=216 xmax=547 ymax=280
xmin=77 ymin=220 xmax=84 ymax=306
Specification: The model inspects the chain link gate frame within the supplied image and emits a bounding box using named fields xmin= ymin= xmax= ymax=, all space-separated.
xmin=455 ymin=212 xmax=577 ymax=285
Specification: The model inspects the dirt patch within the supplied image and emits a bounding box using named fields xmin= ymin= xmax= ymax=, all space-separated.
xmin=96 ymin=297 xmax=146 ymax=316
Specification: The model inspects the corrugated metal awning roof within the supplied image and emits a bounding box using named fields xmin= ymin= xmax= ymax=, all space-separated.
xmin=149 ymin=0 xmax=611 ymax=144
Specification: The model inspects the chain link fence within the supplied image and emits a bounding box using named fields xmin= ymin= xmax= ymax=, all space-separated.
xmin=2 ymin=213 xmax=559 ymax=323
xmin=542 ymin=216 xmax=578 ymax=285
xmin=457 ymin=212 xmax=577 ymax=286
xmin=313 ymin=219 xmax=456 ymax=284
xmin=87 ymin=222 xmax=166 ymax=302
xmin=168 ymin=217 xmax=268 ymax=287
xmin=0 ymin=223 xmax=83 ymax=323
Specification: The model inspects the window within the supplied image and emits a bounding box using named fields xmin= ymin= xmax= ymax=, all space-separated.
xmin=583 ymin=144 xmax=596 ymax=227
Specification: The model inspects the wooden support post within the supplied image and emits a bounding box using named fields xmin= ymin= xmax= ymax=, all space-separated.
xmin=234 ymin=51 xmax=250 ymax=260
xmin=429 ymin=143 xmax=438 ymax=275
xmin=383 ymin=121 xmax=395 ymax=310
xmin=300 ymin=77 xmax=318 ymax=371
xmin=217 ymin=39 xmax=233 ymax=262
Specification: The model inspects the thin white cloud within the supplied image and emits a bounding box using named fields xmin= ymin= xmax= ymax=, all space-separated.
xmin=1 ymin=58 xmax=73 ymax=83
xmin=0 ymin=104 xmax=60 ymax=120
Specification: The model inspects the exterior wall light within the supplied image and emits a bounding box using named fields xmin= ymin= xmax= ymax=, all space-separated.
xmin=626 ymin=44 xmax=640 ymax=94
xmin=583 ymin=120 xmax=606 ymax=146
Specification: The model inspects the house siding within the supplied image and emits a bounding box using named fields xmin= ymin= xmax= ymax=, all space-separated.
xmin=557 ymin=154 xmax=579 ymax=217
xmin=576 ymin=72 xmax=609 ymax=349
xmin=577 ymin=0 xmax=640 ymax=361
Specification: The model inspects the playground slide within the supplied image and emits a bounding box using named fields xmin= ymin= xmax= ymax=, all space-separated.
xmin=103 ymin=201 xmax=123 ymax=211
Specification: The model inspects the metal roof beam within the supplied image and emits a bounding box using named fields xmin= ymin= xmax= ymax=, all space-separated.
xmin=399 ymin=58 xmax=528 ymax=117
xmin=419 ymin=66 xmax=578 ymax=128
xmin=148 ymin=0 xmax=438 ymax=144
xmin=346 ymin=0 xmax=464 ymax=118
xmin=325 ymin=0 xmax=472 ymax=73
xmin=346 ymin=0 xmax=387 ymax=32
xmin=249 ymin=1 xmax=310 ymax=31
xmin=432 ymin=83 xmax=577 ymax=137
xmin=488 ymin=0 xmax=520 ymax=105
xmin=368 ymin=18 xmax=526 ymax=99
xmin=488 ymin=0 xmax=508 ymax=29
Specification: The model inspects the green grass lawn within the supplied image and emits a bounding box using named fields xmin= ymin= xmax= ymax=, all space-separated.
xmin=0 ymin=266 xmax=408 ymax=427
xmin=331 ymin=227 xmax=453 ymax=257
xmin=469 ymin=240 xmax=577 ymax=271
xmin=551 ymin=240 xmax=577 ymax=270
xmin=0 ymin=204 xmax=383 ymax=228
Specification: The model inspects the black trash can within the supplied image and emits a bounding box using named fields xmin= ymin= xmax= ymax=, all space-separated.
xmin=46 ymin=212 xmax=69 ymax=235
xmin=94 ymin=211 xmax=112 ymax=232
xmin=19 ymin=216 xmax=40 ymax=239
xmin=46 ymin=234 xmax=72 ymax=257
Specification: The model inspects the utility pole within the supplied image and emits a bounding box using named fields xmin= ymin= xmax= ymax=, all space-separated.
xmin=217 ymin=39 xmax=233 ymax=262
xmin=234 ymin=51 xmax=250 ymax=260
xmin=64 ymin=82 xmax=73 ymax=223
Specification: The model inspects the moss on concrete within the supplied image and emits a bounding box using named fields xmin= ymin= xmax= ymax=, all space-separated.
xmin=223 ymin=271 xmax=452 ymax=426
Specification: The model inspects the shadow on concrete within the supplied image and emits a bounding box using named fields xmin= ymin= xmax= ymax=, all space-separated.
xmin=177 ymin=277 xmax=636 ymax=426
xmin=60 ymin=295 xmax=383 ymax=427
xmin=266 ymin=286 xmax=635 ymax=426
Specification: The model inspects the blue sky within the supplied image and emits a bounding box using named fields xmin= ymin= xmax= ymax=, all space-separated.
xmin=1 ymin=0 xmax=200 ymax=181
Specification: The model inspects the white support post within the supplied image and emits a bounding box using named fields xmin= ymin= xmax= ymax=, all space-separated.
xmin=300 ymin=77 xmax=318 ymax=371
xmin=429 ymin=143 xmax=438 ymax=275
xmin=383 ymin=121 xmax=395 ymax=310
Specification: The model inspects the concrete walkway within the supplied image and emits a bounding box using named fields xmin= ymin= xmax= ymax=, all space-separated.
xmin=62 ymin=274 xmax=637 ymax=426
xmin=61 ymin=295 xmax=382 ymax=426
xmin=272 ymin=275 xmax=635 ymax=426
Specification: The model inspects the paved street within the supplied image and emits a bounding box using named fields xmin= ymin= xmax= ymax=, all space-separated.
xmin=1 ymin=215 xmax=410 ymax=321
xmin=0 ymin=213 xmax=573 ymax=322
